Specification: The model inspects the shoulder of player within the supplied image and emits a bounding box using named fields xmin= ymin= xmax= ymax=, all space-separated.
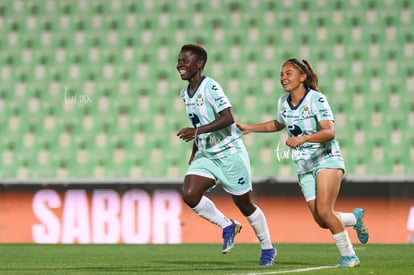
xmin=203 ymin=76 xmax=223 ymax=91
xmin=179 ymin=87 xmax=187 ymax=98
xmin=278 ymin=94 xmax=289 ymax=105
xmin=308 ymin=89 xmax=328 ymax=102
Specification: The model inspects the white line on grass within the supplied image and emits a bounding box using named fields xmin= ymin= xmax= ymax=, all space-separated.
xmin=227 ymin=265 xmax=337 ymax=275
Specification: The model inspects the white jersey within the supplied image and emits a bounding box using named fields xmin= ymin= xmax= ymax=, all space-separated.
xmin=180 ymin=76 xmax=246 ymax=158
xmin=276 ymin=89 xmax=344 ymax=174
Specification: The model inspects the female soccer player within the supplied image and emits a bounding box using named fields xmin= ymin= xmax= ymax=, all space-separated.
xmin=176 ymin=44 xmax=275 ymax=265
xmin=237 ymin=59 xmax=369 ymax=268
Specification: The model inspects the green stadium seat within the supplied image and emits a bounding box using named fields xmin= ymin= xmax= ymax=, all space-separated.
xmin=0 ymin=0 xmax=411 ymax=178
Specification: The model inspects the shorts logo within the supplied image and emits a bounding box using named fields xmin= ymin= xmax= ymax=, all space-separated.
xmin=237 ymin=177 xmax=246 ymax=185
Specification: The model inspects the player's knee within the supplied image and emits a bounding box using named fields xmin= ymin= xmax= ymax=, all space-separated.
xmin=312 ymin=213 xmax=329 ymax=228
xmin=233 ymin=198 xmax=256 ymax=216
xmin=315 ymin=206 xmax=334 ymax=224
xmin=182 ymin=189 xmax=200 ymax=208
xmin=315 ymin=218 xmax=329 ymax=229
xmin=239 ymin=205 xmax=256 ymax=216
xmin=182 ymin=196 xmax=198 ymax=208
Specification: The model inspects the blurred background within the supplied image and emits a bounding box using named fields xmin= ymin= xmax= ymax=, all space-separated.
xmin=0 ymin=0 xmax=412 ymax=179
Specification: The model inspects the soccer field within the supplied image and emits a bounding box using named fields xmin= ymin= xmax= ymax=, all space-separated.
xmin=0 ymin=243 xmax=412 ymax=274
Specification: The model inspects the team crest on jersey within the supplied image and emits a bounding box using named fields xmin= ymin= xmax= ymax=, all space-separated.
xmin=196 ymin=94 xmax=204 ymax=106
xmin=302 ymin=106 xmax=309 ymax=119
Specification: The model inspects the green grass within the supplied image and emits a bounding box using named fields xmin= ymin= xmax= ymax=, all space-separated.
xmin=0 ymin=243 xmax=413 ymax=274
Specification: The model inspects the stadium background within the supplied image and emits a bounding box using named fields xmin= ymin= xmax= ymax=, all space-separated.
xmin=0 ymin=0 xmax=413 ymax=244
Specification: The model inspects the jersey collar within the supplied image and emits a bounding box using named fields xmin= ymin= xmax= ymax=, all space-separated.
xmin=287 ymin=88 xmax=311 ymax=110
xmin=187 ymin=76 xmax=206 ymax=98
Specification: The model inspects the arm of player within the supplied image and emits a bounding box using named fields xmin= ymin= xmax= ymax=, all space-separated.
xmin=177 ymin=107 xmax=234 ymax=142
xmin=285 ymin=120 xmax=335 ymax=148
xmin=236 ymin=120 xmax=285 ymax=135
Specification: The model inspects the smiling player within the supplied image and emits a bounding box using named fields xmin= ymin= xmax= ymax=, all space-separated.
xmin=176 ymin=44 xmax=276 ymax=265
xmin=237 ymin=58 xmax=369 ymax=268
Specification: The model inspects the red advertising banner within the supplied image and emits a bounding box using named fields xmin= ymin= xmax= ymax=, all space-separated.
xmin=0 ymin=188 xmax=413 ymax=244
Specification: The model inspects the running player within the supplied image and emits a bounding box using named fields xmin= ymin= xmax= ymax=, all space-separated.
xmin=237 ymin=58 xmax=369 ymax=268
xmin=176 ymin=44 xmax=276 ymax=265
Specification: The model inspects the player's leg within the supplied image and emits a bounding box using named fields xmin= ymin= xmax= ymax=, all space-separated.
xmin=183 ymin=174 xmax=233 ymax=229
xmin=183 ymin=156 xmax=239 ymax=254
xmin=300 ymin=172 xmax=330 ymax=229
xmin=306 ymin=201 xmax=367 ymax=238
xmin=183 ymin=155 xmax=234 ymax=230
xmin=220 ymin=152 xmax=275 ymax=264
xmin=182 ymin=174 xmax=214 ymax=207
xmin=306 ymin=199 xmax=328 ymax=228
xmin=304 ymin=165 xmax=369 ymax=244
xmin=232 ymin=192 xmax=272 ymax=250
xmin=316 ymin=168 xmax=360 ymax=268
xmin=314 ymin=169 xmax=344 ymax=233
xmin=232 ymin=192 xmax=276 ymax=265
xmin=337 ymin=209 xmax=369 ymax=244
xmin=313 ymin=155 xmax=368 ymax=243
xmin=307 ymin=193 xmax=369 ymax=243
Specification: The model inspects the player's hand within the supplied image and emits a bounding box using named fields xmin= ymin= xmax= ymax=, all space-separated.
xmin=285 ymin=136 xmax=307 ymax=148
xmin=177 ymin=127 xmax=196 ymax=142
xmin=236 ymin=122 xmax=251 ymax=135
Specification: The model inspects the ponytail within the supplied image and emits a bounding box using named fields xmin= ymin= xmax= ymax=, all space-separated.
xmin=302 ymin=60 xmax=319 ymax=91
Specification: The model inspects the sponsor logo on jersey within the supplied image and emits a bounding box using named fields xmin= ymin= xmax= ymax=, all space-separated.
xmin=282 ymin=109 xmax=300 ymax=118
xmin=184 ymin=99 xmax=196 ymax=107
xmin=319 ymin=108 xmax=331 ymax=117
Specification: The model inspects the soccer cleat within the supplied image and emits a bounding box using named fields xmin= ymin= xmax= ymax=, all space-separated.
xmin=352 ymin=208 xmax=369 ymax=244
xmin=222 ymin=220 xmax=242 ymax=254
xmin=259 ymin=247 xmax=276 ymax=266
xmin=338 ymin=255 xmax=360 ymax=268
